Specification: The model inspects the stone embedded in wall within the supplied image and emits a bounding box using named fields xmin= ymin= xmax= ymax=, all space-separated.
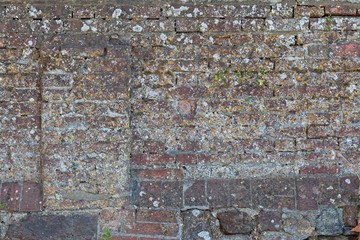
xmin=217 ymin=210 xmax=256 ymax=235
xmin=5 ymin=213 xmax=98 ymax=240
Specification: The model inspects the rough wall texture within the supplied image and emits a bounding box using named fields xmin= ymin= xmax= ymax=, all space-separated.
xmin=0 ymin=0 xmax=359 ymax=239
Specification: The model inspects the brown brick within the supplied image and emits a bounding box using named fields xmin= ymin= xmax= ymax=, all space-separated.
xmin=135 ymin=169 xmax=183 ymax=180
xmin=299 ymin=165 xmax=339 ymax=175
xmin=136 ymin=209 xmax=177 ymax=223
xmin=330 ymin=43 xmax=360 ymax=58
xmin=296 ymin=178 xmax=319 ymax=210
xmin=138 ymin=181 xmax=162 ymax=208
xmin=162 ymin=181 xmax=183 ymax=208
xmin=177 ymin=100 xmax=197 ymax=116
xmin=340 ymin=176 xmax=360 ymax=204
xmin=20 ymin=182 xmax=42 ymax=211
xmin=295 ymin=6 xmax=325 ymax=17
xmin=325 ymin=5 xmax=357 ymax=16
xmin=343 ymin=205 xmax=358 ymax=227
xmin=207 ymin=179 xmax=229 ymax=207
xmin=318 ymin=177 xmax=340 ymax=205
xmin=125 ymin=222 xmax=178 ymax=236
xmin=259 ymin=210 xmax=282 ymax=231
xmin=228 ymin=179 xmax=251 ymax=208
xmin=175 ymin=154 xmax=197 ymax=165
xmin=217 ymin=210 xmax=255 ymax=234
xmin=0 ymin=182 xmax=21 ymax=211
xmin=184 ymin=180 xmax=207 ymax=207
xmin=252 ymin=178 xmax=295 ymax=209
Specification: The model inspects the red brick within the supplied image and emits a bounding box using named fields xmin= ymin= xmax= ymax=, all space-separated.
xmin=330 ymin=43 xmax=360 ymax=58
xmin=20 ymin=182 xmax=42 ymax=211
xmin=161 ymin=181 xmax=183 ymax=208
xmin=217 ymin=210 xmax=255 ymax=234
xmin=228 ymin=179 xmax=251 ymax=208
xmin=207 ymin=180 xmax=229 ymax=207
xmin=340 ymin=176 xmax=359 ymax=204
xmin=184 ymin=180 xmax=207 ymax=207
xmin=125 ymin=222 xmax=178 ymax=236
xmin=259 ymin=210 xmax=282 ymax=231
xmin=110 ymin=237 xmax=137 ymax=240
xmin=138 ymin=181 xmax=162 ymax=208
xmin=177 ymin=100 xmax=196 ymax=116
xmin=252 ymin=178 xmax=296 ymax=209
xmin=325 ymin=5 xmax=357 ymax=16
xmin=136 ymin=209 xmax=177 ymax=223
xmin=0 ymin=182 xmax=21 ymax=211
xmin=296 ymin=178 xmax=319 ymax=210
xmin=143 ymin=141 xmax=165 ymax=154
xmin=135 ymin=169 xmax=183 ymax=180
xmin=299 ymin=165 xmax=339 ymax=175
xmin=318 ymin=177 xmax=339 ymax=205
xmin=132 ymin=154 xmax=175 ymax=166
xmin=175 ymin=154 xmax=197 ymax=164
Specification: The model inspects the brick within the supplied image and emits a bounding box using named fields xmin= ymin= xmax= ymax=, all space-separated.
xmin=184 ymin=180 xmax=207 ymax=207
xmin=296 ymin=178 xmax=319 ymax=210
xmin=228 ymin=179 xmax=251 ymax=208
xmin=125 ymin=222 xmax=178 ymax=236
xmin=340 ymin=176 xmax=360 ymax=204
xmin=217 ymin=210 xmax=255 ymax=234
xmin=134 ymin=169 xmax=183 ymax=180
xmin=162 ymin=181 xmax=183 ymax=208
xmin=207 ymin=179 xmax=229 ymax=207
xmin=132 ymin=154 xmax=175 ymax=166
xmin=177 ymin=100 xmax=197 ymax=116
xmin=270 ymin=3 xmax=294 ymax=18
xmin=307 ymin=125 xmax=334 ymax=138
xmin=252 ymin=178 xmax=295 ymax=209
xmin=294 ymin=6 xmax=325 ymax=17
xmin=325 ymin=5 xmax=357 ymax=16
xmin=330 ymin=43 xmax=360 ymax=58
xmin=0 ymin=182 xmax=21 ymax=211
xmin=275 ymin=139 xmax=296 ymax=152
xmin=266 ymin=19 xmax=309 ymax=31
xmin=343 ymin=205 xmax=358 ymax=227
xmin=19 ymin=182 xmax=42 ymax=211
xmin=5 ymin=214 xmax=98 ymax=239
xmin=242 ymin=19 xmax=265 ymax=31
xmin=137 ymin=181 xmax=162 ymax=208
xmin=310 ymin=17 xmax=360 ymax=31
xmin=182 ymin=210 xmax=217 ymax=239
xmin=259 ymin=210 xmax=282 ymax=231
xmin=299 ymin=165 xmax=340 ymax=175
xmin=176 ymin=154 xmax=197 ymax=165
xmin=136 ymin=209 xmax=177 ymax=223
xmin=110 ymin=237 xmax=137 ymax=240
xmin=318 ymin=177 xmax=340 ymax=205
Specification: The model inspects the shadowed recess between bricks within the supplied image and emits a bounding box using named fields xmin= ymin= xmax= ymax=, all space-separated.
xmin=0 ymin=0 xmax=359 ymax=239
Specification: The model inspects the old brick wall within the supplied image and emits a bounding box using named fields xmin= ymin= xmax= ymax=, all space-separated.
xmin=0 ymin=0 xmax=359 ymax=239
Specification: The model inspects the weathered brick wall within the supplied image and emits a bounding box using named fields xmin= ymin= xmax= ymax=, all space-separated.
xmin=0 ymin=0 xmax=359 ymax=239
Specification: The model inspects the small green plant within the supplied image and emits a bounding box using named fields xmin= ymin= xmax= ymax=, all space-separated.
xmin=325 ymin=15 xmax=332 ymax=31
xmin=102 ymin=228 xmax=112 ymax=240
xmin=257 ymin=69 xmax=268 ymax=87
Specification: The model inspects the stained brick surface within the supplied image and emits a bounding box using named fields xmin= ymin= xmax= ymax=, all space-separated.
xmin=0 ymin=1 xmax=359 ymax=239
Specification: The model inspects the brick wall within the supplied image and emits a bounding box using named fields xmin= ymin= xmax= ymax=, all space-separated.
xmin=0 ymin=0 xmax=359 ymax=239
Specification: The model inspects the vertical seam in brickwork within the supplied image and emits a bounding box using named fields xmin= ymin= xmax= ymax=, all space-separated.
xmin=37 ymin=37 xmax=45 ymax=205
xmin=294 ymin=177 xmax=298 ymax=209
